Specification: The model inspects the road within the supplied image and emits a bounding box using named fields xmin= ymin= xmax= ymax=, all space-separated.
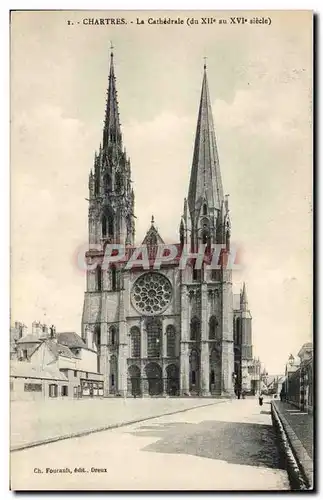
xmin=11 ymin=398 xmax=290 ymax=491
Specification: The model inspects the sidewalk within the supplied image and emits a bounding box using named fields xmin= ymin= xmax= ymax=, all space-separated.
xmin=274 ymin=401 xmax=313 ymax=459
xmin=272 ymin=400 xmax=313 ymax=489
xmin=10 ymin=398 xmax=226 ymax=451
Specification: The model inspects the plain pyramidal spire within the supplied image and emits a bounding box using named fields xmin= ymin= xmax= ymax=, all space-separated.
xmin=188 ymin=61 xmax=224 ymax=216
xmin=103 ymin=45 xmax=122 ymax=147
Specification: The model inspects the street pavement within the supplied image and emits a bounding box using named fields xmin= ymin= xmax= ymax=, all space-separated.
xmin=11 ymin=398 xmax=289 ymax=491
xmin=10 ymin=397 xmax=220 ymax=449
xmin=274 ymin=401 xmax=313 ymax=459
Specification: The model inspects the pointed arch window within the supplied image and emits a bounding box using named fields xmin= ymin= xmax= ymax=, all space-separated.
xmin=190 ymin=317 xmax=200 ymax=341
xmin=210 ymin=348 xmax=218 ymax=364
xmin=211 ymin=269 xmax=221 ymax=281
xmin=236 ymin=317 xmax=241 ymax=345
xmin=209 ymin=316 xmax=218 ymax=340
xmin=95 ymin=173 xmax=100 ymax=196
xmin=110 ymin=354 xmax=117 ymax=392
xmin=108 ymin=214 xmax=114 ymax=238
xmin=109 ymin=326 xmax=118 ymax=346
xmin=203 ymin=204 xmax=207 ymax=215
xmin=96 ymin=265 xmax=102 ymax=292
xmin=146 ymin=318 xmax=162 ymax=358
xmin=94 ymin=324 xmax=101 ymax=348
xmin=166 ymin=325 xmax=176 ymax=358
xmin=102 ymin=215 xmax=107 ymax=238
xmin=104 ymin=172 xmax=112 ymax=192
xmin=189 ymin=349 xmax=200 ymax=389
xmin=193 ymin=269 xmax=202 ymax=281
xmin=130 ymin=327 xmax=141 ymax=358
xmin=115 ymin=172 xmax=122 ymax=194
xmin=111 ymin=265 xmax=117 ymax=291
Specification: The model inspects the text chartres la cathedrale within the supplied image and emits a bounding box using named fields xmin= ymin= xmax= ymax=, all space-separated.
xmin=81 ymin=16 xmax=271 ymax=26
xmin=81 ymin=17 xmax=185 ymax=25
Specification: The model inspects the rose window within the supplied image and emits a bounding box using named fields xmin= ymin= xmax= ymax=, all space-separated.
xmin=131 ymin=272 xmax=172 ymax=315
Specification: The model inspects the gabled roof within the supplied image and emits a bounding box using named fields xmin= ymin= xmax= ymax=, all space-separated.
xmin=142 ymin=216 xmax=165 ymax=246
xmin=46 ymin=340 xmax=78 ymax=359
xmin=266 ymin=375 xmax=285 ymax=388
xmin=16 ymin=334 xmax=42 ymax=344
xmin=30 ymin=339 xmax=78 ymax=360
xmin=56 ymin=332 xmax=86 ymax=349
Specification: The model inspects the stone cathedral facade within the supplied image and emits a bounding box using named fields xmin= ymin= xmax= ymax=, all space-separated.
xmin=81 ymin=51 xmax=254 ymax=397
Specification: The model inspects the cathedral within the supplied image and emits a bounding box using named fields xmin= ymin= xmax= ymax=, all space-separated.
xmin=81 ymin=50 xmax=256 ymax=398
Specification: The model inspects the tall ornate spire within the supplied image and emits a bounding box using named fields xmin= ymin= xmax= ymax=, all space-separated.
xmin=88 ymin=48 xmax=136 ymax=247
xmin=103 ymin=47 xmax=122 ymax=147
xmin=188 ymin=64 xmax=224 ymax=216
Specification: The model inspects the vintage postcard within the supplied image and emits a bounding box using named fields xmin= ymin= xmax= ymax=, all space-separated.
xmin=10 ymin=10 xmax=313 ymax=491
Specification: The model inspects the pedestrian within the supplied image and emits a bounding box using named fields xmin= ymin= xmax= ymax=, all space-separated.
xmin=258 ymin=392 xmax=263 ymax=406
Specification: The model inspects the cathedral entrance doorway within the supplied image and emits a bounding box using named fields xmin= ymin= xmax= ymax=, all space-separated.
xmin=145 ymin=362 xmax=162 ymax=396
xmin=128 ymin=365 xmax=141 ymax=397
xmin=189 ymin=349 xmax=200 ymax=395
xmin=166 ymin=364 xmax=179 ymax=396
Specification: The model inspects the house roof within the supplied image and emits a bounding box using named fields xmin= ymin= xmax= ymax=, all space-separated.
xmin=298 ymin=342 xmax=313 ymax=355
xmin=56 ymin=332 xmax=87 ymax=349
xmin=46 ymin=340 xmax=78 ymax=359
xmin=16 ymin=334 xmax=42 ymax=344
xmin=302 ymin=342 xmax=313 ymax=348
xmin=266 ymin=375 xmax=285 ymax=388
xmin=10 ymin=360 xmax=68 ymax=381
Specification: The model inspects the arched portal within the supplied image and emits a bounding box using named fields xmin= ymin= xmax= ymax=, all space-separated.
xmin=166 ymin=364 xmax=179 ymax=396
xmin=128 ymin=365 xmax=141 ymax=397
xmin=109 ymin=355 xmax=118 ymax=395
xmin=189 ymin=349 xmax=200 ymax=394
xmin=145 ymin=362 xmax=162 ymax=396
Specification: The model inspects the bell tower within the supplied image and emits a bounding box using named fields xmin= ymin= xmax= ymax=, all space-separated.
xmin=88 ymin=49 xmax=135 ymax=248
xmin=82 ymin=49 xmax=136 ymax=396
xmin=180 ymin=62 xmax=234 ymax=397
xmin=180 ymin=62 xmax=230 ymax=252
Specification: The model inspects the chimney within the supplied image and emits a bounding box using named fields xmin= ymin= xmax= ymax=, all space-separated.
xmin=41 ymin=324 xmax=49 ymax=337
xmin=49 ymin=325 xmax=56 ymax=339
xmin=21 ymin=324 xmax=28 ymax=337
xmin=32 ymin=321 xmax=42 ymax=337
xmin=13 ymin=321 xmax=24 ymax=338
